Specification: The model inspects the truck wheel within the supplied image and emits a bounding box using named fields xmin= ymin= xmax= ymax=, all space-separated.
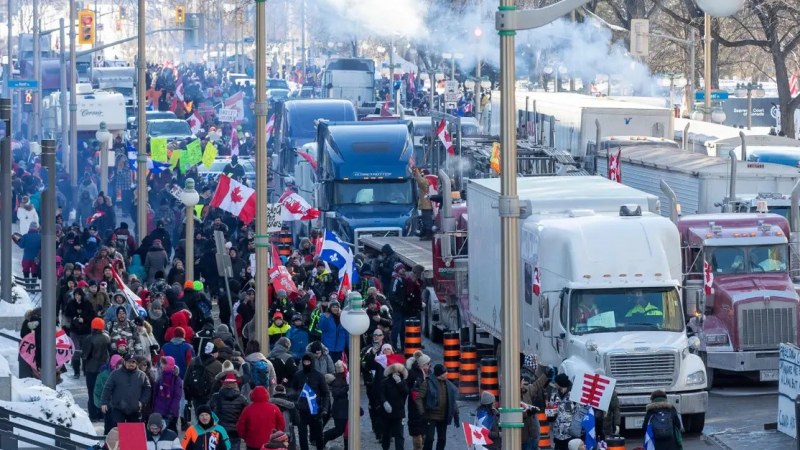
xmin=682 ymin=413 xmax=705 ymax=434
xmin=700 ymin=352 xmax=715 ymax=389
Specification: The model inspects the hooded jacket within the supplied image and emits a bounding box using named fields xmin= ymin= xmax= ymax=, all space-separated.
xmin=241 ymin=352 xmax=276 ymax=393
xmin=107 ymin=316 xmax=142 ymax=354
xmin=164 ymin=310 xmax=195 ymax=343
xmin=152 ymin=356 xmax=183 ymax=418
xmin=291 ymin=360 xmax=330 ymax=416
xmin=100 ymin=366 xmax=152 ymax=415
xmin=305 ymin=341 xmax=335 ymax=378
xmin=64 ymin=295 xmax=96 ymax=335
xmin=81 ymin=330 xmax=111 ymax=373
xmin=270 ymin=391 xmax=301 ymax=445
xmin=209 ymin=383 xmax=248 ymax=436
xmin=416 ymin=376 xmax=459 ymax=424
xmin=266 ymin=342 xmax=296 ymax=385
xmin=286 ymin=324 xmax=310 ymax=360
xmin=319 ymin=312 xmax=347 ymax=353
xmin=160 ymin=337 xmax=194 ymax=378
xmin=381 ymin=363 xmax=409 ymax=419
xmin=406 ymin=360 xmax=428 ymax=435
xmin=127 ymin=255 xmax=146 ymax=282
xmin=146 ymin=303 xmax=170 ymax=345
xmin=642 ymin=398 xmax=683 ymax=450
xmin=236 ymin=386 xmax=286 ymax=450
xmin=182 ymin=411 xmax=230 ymax=450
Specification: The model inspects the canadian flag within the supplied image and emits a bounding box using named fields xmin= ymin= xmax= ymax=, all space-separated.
xmin=791 ymin=73 xmax=800 ymax=98
xmin=608 ymin=148 xmax=622 ymax=183
xmin=266 ymin=113 xmax=276 ymax=142
xmin=532 ymin=266 xmax=541 ymax=296
xmin=269 ymin=244 xmax=298 ymax=294
xmin=279 ymin=190 xmax=320 ymax=221
xmin=175 ymin=79 xmax=185 ymax=102
xmin=230 ymin=127 xmax=240 ymax=156
xmin=704 ymin=260 xmax=714 ymax=295
xmin=224 ymin=91 xmax=244 ymax=121
xmin=87 ymin=210 xmax=105 ymax=225
xmin=463 ymin=423 xmax=493 ymax=447
xmin=210 ymin=174 xmax=257 ymax=224
xmin=187 ymin=111 xmax=203 ymax=135
xmin=436 ymin=119 xmax=455 ymax=155
xmin=337 ymin=271 xmax=351 ymax=300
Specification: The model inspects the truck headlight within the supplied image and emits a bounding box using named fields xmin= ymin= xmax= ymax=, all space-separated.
xmin=686 ymin=370 xmax=706 ymax=386
xmin=706 ymin=334 xmax=729 ymax=346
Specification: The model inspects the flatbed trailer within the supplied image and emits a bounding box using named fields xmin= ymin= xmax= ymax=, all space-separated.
xmin=359 ymin=236 xmax=433 ymax=278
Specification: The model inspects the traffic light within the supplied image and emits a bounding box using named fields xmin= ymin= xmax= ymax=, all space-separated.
xmin=176 ymin=6 xmax=185 ymax=24
xmin=77 ymin=10 xmax=95 ymax=45
xmin=22 ymin=91 xmax=33 ymax=113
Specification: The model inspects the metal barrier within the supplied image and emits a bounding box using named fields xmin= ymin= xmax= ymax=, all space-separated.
xmin=0 ymin=406 xmax=103 ymax=450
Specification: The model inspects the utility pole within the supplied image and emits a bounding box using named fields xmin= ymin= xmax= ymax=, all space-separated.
xmin=300 ymin=0 xmax=306 ymax=82
xmin=32 ymin=0 xmax=39 ymax=141
xmin=70 ymin=0 xmax=78 ymax=208
xmin=495 ymin=2 xmax=592 ymax=448
xmin=40 ymin=138 xmax=56 ymax=389
xmin=5 ymin=0 xmax=11 ymax=100
xmin=1 ymin=99 xmax=11 ymax=304
xmin=59 ymin=19 xmax=67 ymax=171
xmin=136 ymin=0 xmax=147 ymax=242
xmin=255 ymin=0 xmax=269 ymax=352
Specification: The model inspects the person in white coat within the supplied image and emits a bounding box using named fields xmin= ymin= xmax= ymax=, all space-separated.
xmin=17 ymin=196 xmax=39 ymax=236
xmin=146 ymin=413 xmax=182 ymax=450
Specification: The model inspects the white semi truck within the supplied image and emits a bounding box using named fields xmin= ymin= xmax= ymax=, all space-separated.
xmin=467 ymin=176 xmax=708 ymax=432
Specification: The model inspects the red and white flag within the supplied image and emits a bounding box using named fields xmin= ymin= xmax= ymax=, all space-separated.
xmin=187 ymin=111 xmax=203 ymax=135
xmin=791 ymin=73 xmax=800 ymax=98
xmin=224 ymin=91 xmax=244 ymax=121
xmin=463 ymin=423 xmax=493 ymax=447
xmin=175 ymin=79 xmax=185 ymax=102
xmin=230 ymin=127 xmax=240 ymax=156
xmin=87 ymin=210 xmax=105 ymax=225
xmin=279 ymin=190 xmax=320 ymax=221
xmin=337 ymin=271 xmax=351 ymax=300
xmin=436 ymin=119 xmax=455 ymax=155
xmin=608 ymin=148 xmax=622 ymax=183
xmin=270 ymin=244 xmax=298 ymax=294
xmin=532 ymin=266 xmax=541 ymax=296
xmin=266 ymin=113 xmax=276 ymax=141
xmin=210 ymin=174 xmax=257 ymax=224
xmin=704 ymin=260 xmax=714 ymax=295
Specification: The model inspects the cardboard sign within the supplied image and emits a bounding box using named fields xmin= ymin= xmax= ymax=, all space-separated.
xmin=779 ymin=343 xmax=800 ymax=437
xmin=569 ymin=372 xmax=617 ymax=412
xmin=267 ymin=203 xmax=283 ymax=233
xmin=218 ymin=108 xmax=239 ymax=123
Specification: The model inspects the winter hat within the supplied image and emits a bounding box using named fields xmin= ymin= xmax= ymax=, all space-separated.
xmin=433 ymin=364 xmax=447 ymax=377
xmin=276 ymin=337 xmax=291 ymax=349
xmin=215 ymin=324 xmax=229 ymax=335
xmin=184 ymin=280 xmax=195 ymax=290
xmin=274 ymin=384 xmax=287 ymax=394
xmin=335 ymin=360 xmax=346 ymax=374
xmin=302 ymin=352 xmax=314 ymax=362
xmin=328 ymin=300 xmax=341 ymax=309
xmin=147 ymin=413 xmax=164 ymax=430
xmin=393 ymin=262 xmax=405 ymax=271
xmin=273 ymin=311 xmax=284 ymax=320
xmin=91 ymin=317 xmax=105 ymax=330
xmin=380 ymin=343 xmax=393 ymax=353
xmin=414 ymin=351 xmax=431 ymax=367
xmin=568 ymin=438 xmax=584 ymax=450
xmin=480 ymin=391 xmax=496 ymax=406
xmin=269 ymin=431 xmax=289 ymax=443
xmin=116 ymin=338 xmax=128 ymax=349
xmin=110 ymin=354 xmax=123 ymax=368
xmin=412 ymin=264 xmax=424 ymax=275
xmin=76 ymin=280 xmax=89 ymax=288
xmin=219 ymin=360 xmax=235 ymax=375
xmin=555 ymin=373 xmax=572 ymax=389
xmin=115 ymin=306 xmax=127 ymax=317
xmin=174 ymin=327 xmax=186 ymax=338
xmin=123 ymin=352 xmax=137 ymax=361
xmin=193 ymin=280 xmax=204 ymax=291
xmin=223 ymin=373 xmax=238 ymax=384
xmin=195 ymin=404 xmax=213 ymax=417
xmin=204 ymin=342 xmax=216 ymax=355
xmin=310 ymin=341 xmax=323 ymax=353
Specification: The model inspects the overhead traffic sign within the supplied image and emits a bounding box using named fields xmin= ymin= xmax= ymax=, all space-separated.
xmin=695 ymin=90 xmax=729 ymax=101
xmin=8 ymin=79 xmax=38 ymax=88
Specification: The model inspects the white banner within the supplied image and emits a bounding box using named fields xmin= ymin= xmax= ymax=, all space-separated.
xmin=218 ymin=108 xmax=239 ymax=123
xmin=779 ymin=343 xmax=800 ymax=437
xmin=569 ymin=372 xmax=617 ymax=412
xmin=267 ymin=203 xmax=283 ymax=233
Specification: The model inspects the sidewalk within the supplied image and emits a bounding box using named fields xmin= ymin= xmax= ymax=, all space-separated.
xmin=710 ymin=429 xmax=795 ymax=450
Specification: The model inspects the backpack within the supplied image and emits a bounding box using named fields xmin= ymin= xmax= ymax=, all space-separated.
xmin=249 ymin=360 xmax=271 ymax=388
xmin=649 ymin=410 xmax=675 ymax=440
xmin=197 ymin=297 xmax=212 ymax=320
xmin=568 ymin=404 xmax=587 ymax=438
xmin=185 ymin=359 xmax=212 ymax=398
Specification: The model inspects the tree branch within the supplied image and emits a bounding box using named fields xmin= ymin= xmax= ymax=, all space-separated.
xmin=649 ymin=0 xmax=770 ymax=48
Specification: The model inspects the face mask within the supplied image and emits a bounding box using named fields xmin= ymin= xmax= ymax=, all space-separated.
xmin=302 ymin=362 xmax=312 ymax=373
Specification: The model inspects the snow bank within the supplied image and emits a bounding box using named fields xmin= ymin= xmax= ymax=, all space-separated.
xmin=0 ymin=328 xmax=19 ymax=377
xmin=0 ymin=285 xmax=35 ymax=317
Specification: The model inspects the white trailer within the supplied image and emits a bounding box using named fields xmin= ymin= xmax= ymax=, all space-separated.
xmin=516 ymin=92 xmax=674 ymax=160
xmin=467 ymin=176 xmax=707 ymax=431
xmin=597 ymin=145 xmax=800 ymax=216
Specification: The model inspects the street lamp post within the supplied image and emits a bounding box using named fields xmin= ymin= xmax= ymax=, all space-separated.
xmin=181 ymin=179 xmax=200 ymax=281
xmin=255 ymin=0 xmax=270 ymax=353
xmin=0 ymin=99 xmax=11 ymax=304
xmin=136 ymin=0 xmax=147 ymax=243
xmin=95 ymin=122 xmax=112 ymax=196
xmin=734 ymin=82 xmax=765 ymax=130
xmin=340 ymin=292 xmax=370 ymax=450
xmin=40 ymin=139 xmax=57 ymax=388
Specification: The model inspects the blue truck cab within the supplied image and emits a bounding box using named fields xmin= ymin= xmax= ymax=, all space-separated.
xmin=315 ymin=120 xmax=417 ymax=246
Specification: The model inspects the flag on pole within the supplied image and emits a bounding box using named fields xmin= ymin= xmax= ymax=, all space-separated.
xmin=224 ymin=91 xmax=245 ymax=121
xmin=209 ymin=175 xmax=257 ymax=223
xmin=319 ymin=229 xmax=358 ymax=283
xmin=608 ymin=148 xmax=622 ymax=183
xmin=230 ymin=127 xmax=240 ymax=156
xmin=266 ymin=114 xmax=276 ymax=142
xmin=463 ymin=423 xmax=493 ymax=446
xmin=187 ymin=111 xmax=203 ymax=135
xmin=643 ymin=423 xmax=656 ymax=450
xmin=175 ymin=79 xmax=185 ymax=102
xmin=279 ymin=190 xmax=320 ymax=221
xmin=583 ymin=407 xmax=596 ymax=450
xmin=436 ymin=119 xmax=455 ymax=155
xmin=337 ymin=271 xmax=352 ymax=300
xmin=300 ymin=383 xmax=319 ymax=414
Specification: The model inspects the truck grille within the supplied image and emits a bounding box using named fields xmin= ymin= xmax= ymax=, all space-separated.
xmin=738 ymin=304 xmax=796 ymax=349
xmin=606 ymin=352 xmax=677 ymax=391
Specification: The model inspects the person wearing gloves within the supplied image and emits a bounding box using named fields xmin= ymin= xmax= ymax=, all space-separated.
xmin=182 ymin=405 xmax=231 ymax=450
xmin=236 ymin=386 xmax=286 ymax=450
xmin=146 ymin=412 xmax=182 ymax=450
xmin=211 ymin=373 xmax=249 ymax=450
xmin=475 ymin=391 xmax=502 ymax=450
xmin=380 ymin=360 xmax=409 ymax=450
xmin=291 ymin=352 xmax=330 ymax=450
xmin=415 ymin=364 xmax=460 ymax=450
xmin=82 ymin=317 xmax=110 ymax=421
xmin=100 ymin=353 xmax=152 ymax=431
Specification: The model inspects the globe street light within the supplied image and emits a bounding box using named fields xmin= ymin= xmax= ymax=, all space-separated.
xmin=695 ymin=0 xmax=746 ymax=17
xmin=734 ymin=82 xmax=765 ymax=130
xmin=181 ymin=178 xmax=200 ymax=281
xmin=340 ymin=291 xmax=370 ymax=450
xmin=95 ymin=121 xmax=113 ymax=196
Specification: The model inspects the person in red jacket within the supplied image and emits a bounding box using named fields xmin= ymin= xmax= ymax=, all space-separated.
xmin=236 ymin=386 xmax=286 ymax=450
xmin=164 ymin=310 xmax=194 ymax=343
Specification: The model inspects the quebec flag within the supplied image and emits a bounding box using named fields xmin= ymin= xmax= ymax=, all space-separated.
xmin=583 ymin=407 xmax=596 ymax=450
xmin=319 ymin=229 xmax=359 ymax=283
xmin=643 ymin=423 xmax=656 ymax=450
xmin=300 ymin=383 xmax=319 ymax=415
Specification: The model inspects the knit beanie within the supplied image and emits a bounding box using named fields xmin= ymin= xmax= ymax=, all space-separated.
xmin=480 ymin=391 xmax=495 ymax=405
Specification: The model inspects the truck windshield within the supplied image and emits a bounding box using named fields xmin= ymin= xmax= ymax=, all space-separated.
xmin=148 ymin=121 xmax=191 ymax=137
xmin=334 ymin=180 xmax=413 ymax=205
xmin=569 ymin=287 xmax=684 ymax=335
xmin=706 ymin=244 xmax=788 ymax=274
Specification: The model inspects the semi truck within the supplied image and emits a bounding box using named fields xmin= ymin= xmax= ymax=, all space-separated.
xmin=467 ymin=176 xmax=707 ymax=432
xmin=513 ymin=91 xmax=674 ymax=163
xmin=42 ymin=84 xmax=127 ymax=146
xmin=91 ymin=67 xmax=137 ymax=117
xmin=322 ymin=58 xmax=376 ymax=116
xmin=314 ymin=120 xmax=417 ymax=246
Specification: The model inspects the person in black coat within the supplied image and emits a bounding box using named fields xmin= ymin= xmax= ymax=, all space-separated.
xmin=406 ymin=351 xmax=432 ymax=448
xmin=19 ymin=307 xmax=42 ymax=379
xmin=82 ymin=318 xmax=111 ymax=420
xmin=209 ymin=374 xmax=248 ymax=449
xmin=380 ymin=362 xmax=409 ymax=450
xmin=64 ymin=288 xmax=96 ymax=378
xmin=291 ymin=352 xmax=330 ymax=450
xmin=642 ymin=389 xmax=683 ymax=450
xmin=322 ymin=361 xmax=349 ymax=447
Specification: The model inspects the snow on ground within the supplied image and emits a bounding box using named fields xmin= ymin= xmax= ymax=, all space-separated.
xmin=0 ymin=328 xmax=20 ymax=377
xmin=0 ymin=285 xmax=35 ymax=316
